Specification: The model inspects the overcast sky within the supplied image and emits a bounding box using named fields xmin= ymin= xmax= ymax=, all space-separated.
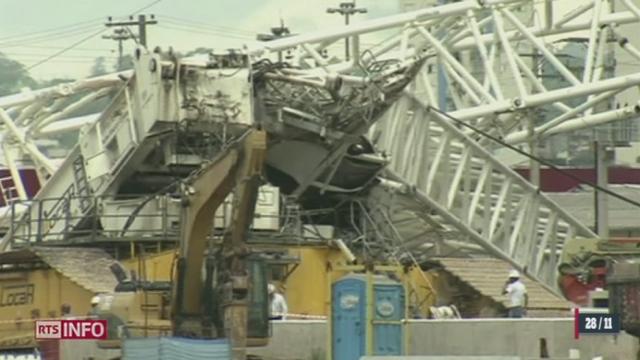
xmin=0 ymin=0 xmax=398 ymax=80
xmin=0 ymin=0 xmax=591 ymax=81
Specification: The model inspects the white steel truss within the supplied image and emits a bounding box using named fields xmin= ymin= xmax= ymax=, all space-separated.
xmin=0 ymin=72 xmax=127 ymax=205
xmin=250 ymin=0 xmax=640 ymax=294
xmin=374 ymin=94 xmax=597 ymax=294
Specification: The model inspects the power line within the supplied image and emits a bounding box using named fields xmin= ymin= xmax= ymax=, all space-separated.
xmin=161 ymin=18 xmax=255 ymax=38
xmin=0 ymin=24 xmax=102 ymax=47
xmin=23 ymin=59 xmax=112 ymax=65
xmin=427 ymin=106 xmax=640 ymax=209
xmin=156 ymin=24 xmax=254 ymax=41
xmin=130 ymin=0 xmax=163 ymax=15
xmin=25 ymin=28 xmax=107 ymax=71
xmin=5 ymin=53 xmax=118 ymax=59
xmin=6 ymin=0 xmax=163 ymax=74
xmin=157 ymin=22 xmax=255 ymax=39
xmin=105 ymin=15 xmax=157 ymax=47
xmin=157 ymin=14 xmax=258 ymax=35
xmin=102 ymin=28 xmax=136 ymax=69
xmin=0 ymin=24 xmax=99 ymax=45
xmin=9 ymin=45 xmax=113 ymax=52
xmin=0 ymin=18 xmax=102 ymax=43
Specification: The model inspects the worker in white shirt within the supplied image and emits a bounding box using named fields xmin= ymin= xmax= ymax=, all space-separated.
xmin=88 ymin=295 xmax=101 ymax=317
xmin=502 ymin=270 xmax=528 ymax=318
xmin=268 ymin=283 xmax=288 ymax=320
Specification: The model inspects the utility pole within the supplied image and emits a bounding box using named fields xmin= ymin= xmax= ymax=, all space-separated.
xmin=327 ymin=1 xmax=367 ymax=61
xmin=256 ymin=19 xmax=293 ymax=63
xmin=544 ymin=0 xmax=553 ymax=30
xmin=593 ymin=140 xmax=611 ymax=238
xmin=529 ymin=50 xmax=543 ymax=189
xmin=102 ymin=28 xmax=135 ymax=70
xmin=105 ymin=14 xmax=158 ymax=48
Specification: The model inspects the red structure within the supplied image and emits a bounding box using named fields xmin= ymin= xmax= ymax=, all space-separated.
xmin=558 ymin=271 xmax=607 ymax=306
xmin=0 ymin=168 xmax=41 ymax=206
xmin=513 ymin=167 xmax=640 ymax=192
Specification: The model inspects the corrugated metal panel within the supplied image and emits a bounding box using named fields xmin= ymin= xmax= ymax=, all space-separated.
xmin=33 ymin=247 xmax=119 ymax=293
xmin=123 ymin=337 xmax=231 ymax=360
xmin=433 ymin=258 xmax=572 ymax=311
xmin=0 ymin=247 xmax=118 ymax=293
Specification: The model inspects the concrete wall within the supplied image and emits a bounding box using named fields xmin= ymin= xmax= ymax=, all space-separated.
xmin=409 ymin=319 xmax=636 ymax=360
xmin=249 ymin=320 xmax=327 ymax=360
xmin=59 ymin=340 xmax=121 ymax=360
xmin=249 ymin=319 xmax=638 ymax=360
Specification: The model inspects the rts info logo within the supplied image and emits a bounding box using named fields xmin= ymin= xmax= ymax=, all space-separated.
xmin=35 ymin=320 xmax=108 ymax=340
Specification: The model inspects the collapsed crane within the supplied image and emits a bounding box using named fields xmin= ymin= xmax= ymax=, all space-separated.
xmin=0 ymin=19 xmax=424 ymax=355
xmin=1 ymin=0 xmax=640 ymax=348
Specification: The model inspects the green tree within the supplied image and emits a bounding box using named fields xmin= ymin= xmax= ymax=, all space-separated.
xmin=0 ymin=52 xmax=36 ymax=96
xmin=90 ymin=56 xmax=108 ymax=76
xmin=114 ymin=54 xmax=134 ymax=72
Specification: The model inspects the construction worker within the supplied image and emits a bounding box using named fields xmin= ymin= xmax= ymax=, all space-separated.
xmin=268 ymin=283 xmax=288 ymax=320
xmin=88 ymin=295 xmax=100 ymax=317
xmin=60 ymin=304 xmax=72 ymax=318
xmin=502 ymin=269 xmax=528 ymax=318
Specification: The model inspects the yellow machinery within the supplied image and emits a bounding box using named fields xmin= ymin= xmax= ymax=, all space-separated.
xmin=283 ymin=247 xmax=436 ymax=319
xmin=117 ymin=244 xmax=437 ymax=323
xmin=0 ymin=268 xmax=93 ymax=350
xmin=0 ymin=247 xmax=118 ymax=350
xmin=170 ymin=129 xmax=267 ymax=346
xmin=86 ymin=130 xmax=270 ymax=360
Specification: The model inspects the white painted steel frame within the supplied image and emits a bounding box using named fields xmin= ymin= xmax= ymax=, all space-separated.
xmin=376 ymin=94 xmax=597 ymax=294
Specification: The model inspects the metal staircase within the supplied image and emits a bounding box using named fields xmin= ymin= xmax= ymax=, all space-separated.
xmin=72 ymin=156 xmax=93 ymax=213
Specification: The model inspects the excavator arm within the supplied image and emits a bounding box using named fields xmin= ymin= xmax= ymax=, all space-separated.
xmin=220 ymin=129 xmax=268 ymax=359
xmin=171 ymin=129 xmax=267 ymax=356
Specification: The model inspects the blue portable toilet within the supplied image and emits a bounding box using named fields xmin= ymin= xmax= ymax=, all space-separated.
xmin=331 ymin=273 xmax=405 ymax=360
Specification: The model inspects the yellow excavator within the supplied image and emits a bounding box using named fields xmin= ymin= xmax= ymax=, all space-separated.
xmin=172 ymin=129 xmax=268 ymax=356
xmin=95 ymin=129 xmax=269 ymax=359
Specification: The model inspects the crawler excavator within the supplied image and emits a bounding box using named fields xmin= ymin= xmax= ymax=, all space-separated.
xmin=91 ymin=130 xmax=270 ymax=359
xmin=171 ymin=129 xmax=268 ymax=355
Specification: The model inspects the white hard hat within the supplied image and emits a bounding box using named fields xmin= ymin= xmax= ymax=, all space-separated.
xmin=508 ymin=270 xmax=520 ymax=278
xmin=268 ymin=284 xmax=275 ymax=294
xmin=91 ymin=295 xmax=100 ymax=305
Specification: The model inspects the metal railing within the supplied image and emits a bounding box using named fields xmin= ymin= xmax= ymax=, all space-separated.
xmin=3 ymin=193 xmax=332 ymax=247
xmin=7 ymin=194 xmax=181 ymax=246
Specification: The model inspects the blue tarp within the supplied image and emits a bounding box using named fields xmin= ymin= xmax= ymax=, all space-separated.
xmin=122 ymin=337 xmax=230 ymax=360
